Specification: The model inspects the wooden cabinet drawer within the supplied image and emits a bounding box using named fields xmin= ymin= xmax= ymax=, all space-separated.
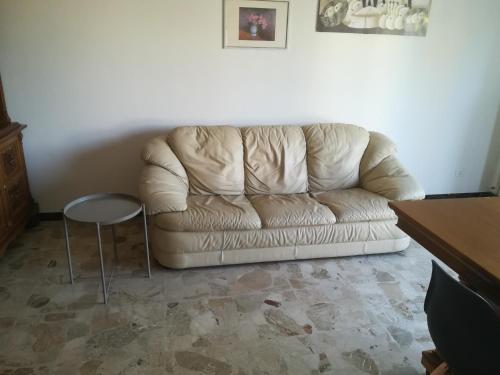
xmin=0 ymin=137 xmax=23 ymax=179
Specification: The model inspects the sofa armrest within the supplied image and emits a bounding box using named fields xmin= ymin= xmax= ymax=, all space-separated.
xmin=139 ymin=136 xmax=189 ymax=215
xmin=139 ymin=165 xmax=188 ymax=214
xmin=360 ymin=155 xmax=425 ymax=201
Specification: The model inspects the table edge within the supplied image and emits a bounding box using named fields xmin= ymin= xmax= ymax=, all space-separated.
xmin=63 ymin=193 xmax=143 ymax=225
xmin=390 ymin=202 xmax=500 ymax=300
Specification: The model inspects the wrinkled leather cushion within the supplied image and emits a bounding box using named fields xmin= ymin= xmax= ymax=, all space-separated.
xmin=361 ymin=155 xmax=425 ymax=201
xmin=168 ymin=126 xmax=244 ymax=195
xmin=312 ymin=188 xmax=397 ymax=223
xmin=155 ymin=195 xmax=261 ymax=232
xmin=360 ymin=131 xmax=397 ymax=176
xmin=303 ymin=124 xmax=369 ymax=191
xmin=142 ymin=136 xmax=190 ymax=183
xmin=248 ymin=194 xmax=336 ymax=228
xmin=140 ymin=137 xmax=189 ymax=214
xmin=242 ymin=126 xmax=308 ymax=194
xmin=139 ymin=165 xmax=188 ymax=215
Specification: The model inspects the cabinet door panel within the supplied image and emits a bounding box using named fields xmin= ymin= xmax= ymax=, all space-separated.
xmin=0 ymin=191 xmax=8 ymax=238
xmin=4 ymin=172 xmax=29 ymax=225
xmin=0 ymin=125 xmax=31 ymax=256
xmin=0 ymin=138 xmax=22 ymax=179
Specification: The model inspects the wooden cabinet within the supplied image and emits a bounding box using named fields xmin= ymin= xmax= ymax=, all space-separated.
xmin=0 ymin=124 xmax=32 ymax=256
xmin=0 ymin=74 xmax=33 ymax=256
xmin=0 ymin=187 xmax=8 ymax=240
xmin=0 ymin=75 xmax=10 ymax=126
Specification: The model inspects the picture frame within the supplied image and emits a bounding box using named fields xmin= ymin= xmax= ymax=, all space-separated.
xmin=316 ymin=0 xmax=432 ymax=37
xmin=224 ymin=0 xmax=289 ymax=49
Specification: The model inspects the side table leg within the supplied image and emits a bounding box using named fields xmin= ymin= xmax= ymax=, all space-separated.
xmin=63 ymin=214 xmax=74 ymax=284
xmin=111 ymin=225 xmax=119 ymax=263
xmin=142 ymin=204 xmax=152 ymax=278
xmin=96 ymin=223 xmax=108 ymax=304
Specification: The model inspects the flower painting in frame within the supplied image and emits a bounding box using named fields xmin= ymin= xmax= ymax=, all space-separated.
xmin=224 ymin=0 xmax=289 ymax=48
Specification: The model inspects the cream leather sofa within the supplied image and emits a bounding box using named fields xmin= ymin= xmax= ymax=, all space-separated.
xmin=139 ymin=124 xmax=424 ymax=269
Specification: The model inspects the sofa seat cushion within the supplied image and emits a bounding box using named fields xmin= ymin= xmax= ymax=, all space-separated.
xmin=312 ymin=188 xmax=397 ymax=223
xmin=155 ymin=195 xmax=261 ymax=232
xmin=248 ymin=194 xmax=336 ymax=228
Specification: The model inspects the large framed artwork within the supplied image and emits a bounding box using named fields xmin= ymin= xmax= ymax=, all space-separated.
xmin=224 ymin=0 xmax=289 ymax=48
xmin=316 ymin=0 xmax=432 ymax=37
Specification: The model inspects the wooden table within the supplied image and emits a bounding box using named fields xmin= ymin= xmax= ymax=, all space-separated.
xmin=389 ymin=197 xmax=500 ymax=306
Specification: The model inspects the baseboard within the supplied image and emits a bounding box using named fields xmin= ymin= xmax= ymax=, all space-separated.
xmin=39 ymin=212 xmax=63 ymax=221
xmin=425 ymin=192 xmax=495 ymax=199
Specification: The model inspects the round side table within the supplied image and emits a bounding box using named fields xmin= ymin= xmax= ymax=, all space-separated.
xmin=63 ymin=193 xmax=151 ymax=304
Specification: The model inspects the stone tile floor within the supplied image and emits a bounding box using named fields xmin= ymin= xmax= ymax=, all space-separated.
xmin=0 ymin=220 xmax=443 ymax=374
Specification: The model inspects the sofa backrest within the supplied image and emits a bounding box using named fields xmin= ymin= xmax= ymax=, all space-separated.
xmin=242 ymin=125 xmax=308 ymax=194
xmin=167 ymin=123 xmax=371 ymax=195
xmin=303 ymin=124 xmax=369 ymax=191
xmin=168 ymin=126 xmax=244 ymax=195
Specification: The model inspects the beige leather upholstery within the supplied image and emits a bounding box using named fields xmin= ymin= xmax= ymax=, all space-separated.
xmin=361 ymin=155 xmax=425 ymax=201
xmin=360 ymin=132 xmax=397 ymax=174
xmin=303 ymin=124 xmax=370 ymax=191
xmin=142 ymin=136 xmax=189 ymax=181
xmin=360 ymin=132 xmax=424 ymax=200
xmin=151 ymin=219 xmax=405 ymax=254
xmin=152 ymin=238 xmax=410 ymax=269
xmin=155 ymin=195 xmax=261 ymax=232
xmin=359 ymin=132 xmax=397 ymax=175
xmin=168 ymin=126 xmax=244 ymax=195
xmin=139 ymin=137 xmax=189 ymax=215
xmin=139 ymin=166 xmax=188 ymax=215
xmin=242 ymin=126 xmax=308 ymax=194
xmin=312 ymin=188 xmax=396 ymax=223
xmin=248 ymin=194 xmax=336 ymax=228
xmin=139 ymin=123 xmax=425 ymax=269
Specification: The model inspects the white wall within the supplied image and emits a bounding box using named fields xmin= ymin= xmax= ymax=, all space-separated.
xmin=1 ymin=0 xmax=499 ymax=212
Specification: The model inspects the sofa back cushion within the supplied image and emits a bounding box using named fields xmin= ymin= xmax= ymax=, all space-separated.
xmin=242 ymin=125 xmax=308 ymax=194
xmin=303 ymin=124 xmax=369 ymax=191
xmin=168 ymin=126 xmax=244 ymax=195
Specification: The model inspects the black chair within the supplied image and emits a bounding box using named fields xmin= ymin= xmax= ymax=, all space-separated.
xmin=424 ymin=260 xmax=500 ymax=375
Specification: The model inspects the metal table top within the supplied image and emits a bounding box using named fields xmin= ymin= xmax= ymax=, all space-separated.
xmin=63 ymin=193 xmax=142 ymax=225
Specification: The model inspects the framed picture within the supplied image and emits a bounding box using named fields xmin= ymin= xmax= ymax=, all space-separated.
xmin=316 ymin=0 xmax=432 ymax=37
xmin=224 ymin=0 xmax=289 ymax=48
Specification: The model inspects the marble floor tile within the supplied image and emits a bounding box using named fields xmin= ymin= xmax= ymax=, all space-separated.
xmin=0 ymin=220 xmax=442 ymax=374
